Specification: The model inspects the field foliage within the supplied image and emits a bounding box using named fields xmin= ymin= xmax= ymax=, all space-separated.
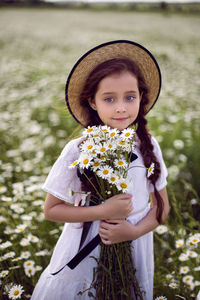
xmin=0 ymin=8 xmax=200 ymax=299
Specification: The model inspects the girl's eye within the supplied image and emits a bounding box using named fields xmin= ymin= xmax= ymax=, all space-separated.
xmin=126 ymin=95 xmax=135 ymax=101
xmin=104 ymin=97 xmax=114 ymax=103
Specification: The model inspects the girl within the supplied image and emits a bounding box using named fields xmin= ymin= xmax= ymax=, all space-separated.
xmin=31 ymin=40 xmax=170 ymax=300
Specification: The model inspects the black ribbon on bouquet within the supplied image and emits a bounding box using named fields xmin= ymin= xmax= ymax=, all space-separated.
xmin=51 ymin=152 xmax=138 ymax=275
xmin=51 ymin=234 xmax=101 ymax=274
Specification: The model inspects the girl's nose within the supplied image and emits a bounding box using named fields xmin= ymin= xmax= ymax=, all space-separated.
xmin=116 ymin=105 xmax=126 ymax=113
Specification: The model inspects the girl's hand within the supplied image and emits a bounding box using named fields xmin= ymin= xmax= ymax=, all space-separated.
xmin=99 ymin=219 xmax=139 ymax=245
xmin=100 ymin=194 xmax=132 ymax=220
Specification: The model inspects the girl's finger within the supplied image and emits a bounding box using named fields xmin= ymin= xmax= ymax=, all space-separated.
xmin=105 ymin=219 xmax=121 ymax=224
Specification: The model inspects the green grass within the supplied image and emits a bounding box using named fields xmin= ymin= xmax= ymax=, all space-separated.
xmin=0 ymin=8 xmax=200 ymax=299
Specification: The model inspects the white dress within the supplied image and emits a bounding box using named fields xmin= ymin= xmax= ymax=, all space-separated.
xmin=31 ymin=135 xmax=168 ymax=300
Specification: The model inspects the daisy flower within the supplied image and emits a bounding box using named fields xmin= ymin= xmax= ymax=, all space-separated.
xmin=118 ymin=140 xmax=132 ymax=151
xmin=20 ymin=251 xmax=31 ymax=259
xmin=116 ymin=179 xmax=132 ymax=193
xmin=0 ymin=241 xmax=12 ymax=249
xmin=15 ymin=224 xmax=27 ymax=233
xmin=175 ymin=239 xmax=184 ymax=248
xmin=107 ymin=173 xmax=120 ymax=185
xmin=80 ymin=139 xmax=96 ymax=153
xmin=91 ymin=159 xmax=101 ymax=171
xmin=69 ymin=160 xmax=78 ymax=169
xmin=20 ymin=238 xmax=30 ymax=247
xmin=8 ymin=284 xmax=24 ymax=299
xmin=108 ymin=128 xmax=119 ymax=138
xmin=78 ymin=154 xmax=92 ymax=169
xmin=4 ymin=252 xmax=15 ymax=259
xmin=186 ymin=282 xmax=195 ymax=290
xmin=28 ymin=234 xmax=39 ymax=243
xmin=114 ymin=158 xmax=128 ymax=169
xmin=180 ymin=266 xmax=190 ymax=274
xmin=101 ymin=125 xmax=110 ymax=133
xmin=0 ymin=270 xmax=9 ymax=278
xmin=155 ymin=225 xmax=168 ymax=234
xmin=169 ymin=281 xmax=178 ymax=289
xmin=186 ymin=235 xmax=200 ymax=247
xmin=165 ymin=274 xmax=173 ymax=282
xmin=183 ymin=275 xmax=194 ymax=284
xmin=96 ymin=143 xmax=108 ymax=155
xmin=121 ymin=128 xmax=135 ymax=140
xmin=106 ymin=141 xmax=117 ymax=152
xmin=23 ymin=260 xmax=35 ymax=268
xmin=155 ymin=296 xmax=167 ymax=300
xmin=97 ymin=166 xmax=113 ymax=180
xmin=186 ymin=250 xmax=198 ymax=258
xmin=24 ymin=266 xmax=36 ymax=277
xmin=147 ymin=163 xmax=155 ymax=178
xmin=178 ymin=253 xmax=189 ymax=262
xmin=82 ymin=126 xmax=95 ymax=136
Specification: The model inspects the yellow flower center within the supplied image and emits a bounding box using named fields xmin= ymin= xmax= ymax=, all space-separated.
xmin=110 ymin=132 xmax=115 ymax=137
xmin=100 ymin=147 xmax=106 ymax=152
xmin=103 ymin=170 xmax=109 ymax=175
xmin=120 ymin=183 xmax=127 ymax=189
xmin=125 ymin=132 xmax=130 ymax=137
xmin=14 ymin=290 xmax=20 ymax=296
xmin=87 ymin=145 xmax=93 ymax=149
xmin=100 ymin=156 xmax=105 ymax=160
xmin=192 ymin=239 xmax=198 ymax=243
xmin=185 ymin=277 xmax=190 ymax=281
xmin=83 ymin=159 xmax=89 ymax=165
xmin=102 ymin=129 xmax=108 ymax=132
xmin=110 ymin=177 xmax=116 ymax=182
xmin=93 ymin=162 xmax=99 ymax=167
xmin=119 ymin=141 xmax=125 ymax=145
xmin=72 ymin=161 xmax=78 ymax=166
xmin=108 ymin=144 xmax=113 ymax=148
xmin=87 ymin=128 xmax=93 ymax=133
xmin=118 ymin=161 xmax=124 ymax=165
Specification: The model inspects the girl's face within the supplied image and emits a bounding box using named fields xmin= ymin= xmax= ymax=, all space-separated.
xmin=89 ymin=71 xmax=141 ymax=131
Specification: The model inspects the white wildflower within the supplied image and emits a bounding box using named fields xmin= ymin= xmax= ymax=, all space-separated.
xmin=97 ymin=166 xmax=113 ymax=180
xmin=155 ymin=225 xmax=168 ymax=235
xmin=15 ymin=224 xmax=27 ymax=233
xmin=78 ymin=154 xmax=93 ymax=169
xmin=175 ymin=239 xmax=184 ymax=248
xmin=8 ymin=284 xmax=24 ymax=299
xmin=180 ymin=266 xmax=190 ymax=274
xmin=114 ymin=158 xmax=128 ymax=169
xmin=147 ymin=163 xmax=155 ymax=178
xmin=178 ymin=253 xmax=189 ymax=262
xmin=182 ymin=275 xmax=194 ymax=284
xmin=0 ymin=270 xmax=9 ymax=278
xmin=24 ymin=266 xmax=36 ymax=277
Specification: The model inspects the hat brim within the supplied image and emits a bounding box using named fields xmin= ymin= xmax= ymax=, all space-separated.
xmin=65 ymin=40 xmax=161 ymax=127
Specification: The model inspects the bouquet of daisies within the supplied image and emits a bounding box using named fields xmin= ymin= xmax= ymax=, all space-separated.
xmin=70 ymin=125 xmax=152 ymax=299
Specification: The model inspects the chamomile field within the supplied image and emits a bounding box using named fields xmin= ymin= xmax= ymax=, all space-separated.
xmin=0 ymin=7 xmax=200 ymax=299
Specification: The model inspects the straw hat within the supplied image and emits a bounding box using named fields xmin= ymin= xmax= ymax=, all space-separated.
xmin=65 ymin=40 xmax=161 ymax=127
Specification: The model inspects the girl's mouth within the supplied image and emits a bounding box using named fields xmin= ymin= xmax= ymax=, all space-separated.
xmin=112 ymin=117 xmax=128 ymax=121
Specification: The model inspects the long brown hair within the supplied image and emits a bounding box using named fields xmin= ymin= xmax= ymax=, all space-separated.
xmin=79 ymin=57 xmax=164 ymax=224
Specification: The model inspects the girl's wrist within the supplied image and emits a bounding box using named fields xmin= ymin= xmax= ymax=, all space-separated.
xmin=129 ymin=223 xmax=141 ymax=240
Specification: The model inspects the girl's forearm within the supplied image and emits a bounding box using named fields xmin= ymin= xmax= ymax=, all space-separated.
xmin=44 ymin=193 xmax=132 ymax=223
xmin=133 ymin=207 xmax=159 ymax=239
xmin=45 ymin=203 xmax=104 ymax=223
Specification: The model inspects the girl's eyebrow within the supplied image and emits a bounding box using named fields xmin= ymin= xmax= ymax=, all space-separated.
xmin=102 ymin=90 xmax=138 ymax=95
